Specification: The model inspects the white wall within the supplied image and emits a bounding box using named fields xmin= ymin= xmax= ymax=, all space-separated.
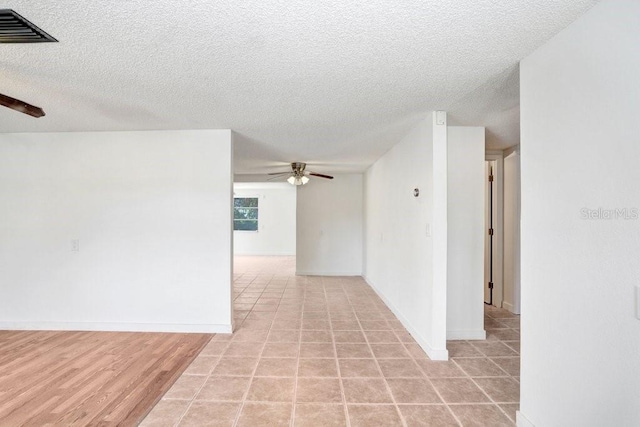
xmin=0 ymin=130 xmax=233 ymax=333
xmin=364 ymin=113 xmax=448 ymax=360
xmin=520 ymin=2 xmax=640 ymax=425
xmin=447 ymin=126 xmax=486 ymax=340
xmin=503 ymin=149 xmax=520 ymax=314
xmin=296 ymin=174 xmax=363 ymax=276
xmin=233 ymin=182 xmax=296 ymax=256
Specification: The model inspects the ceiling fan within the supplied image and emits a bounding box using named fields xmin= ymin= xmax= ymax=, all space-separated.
xmin=0 ymin=9 xmax=57 ymax=118
xmin=0 ymin=93 xmax=46 ymax=118
xmin=268 ymin=162 xmax=334 ymax=186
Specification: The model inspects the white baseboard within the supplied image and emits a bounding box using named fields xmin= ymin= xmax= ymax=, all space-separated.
xmin=0 ymin=321 xmax=232 ymax=334
xmin=296 ymin=271 xmax=362 ymax=277
xmin=364 ymin=276 xmax=448 ymax=361
xmin=502 ymin=301 xmax=521 ymax=315
xmin=447 ymin=329 xmax=487 ymax=340
xmin=516 ymin=411 xmax=535 ymax=427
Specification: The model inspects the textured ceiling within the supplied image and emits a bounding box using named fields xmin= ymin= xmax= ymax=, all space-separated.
xmin=1 ymin=1 xmax=597 ymax=174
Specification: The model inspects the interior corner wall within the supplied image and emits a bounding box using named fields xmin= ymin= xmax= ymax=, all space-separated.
xmin=296 ymin=174 xmax=363 ymax=276
xmin=520 ymin=2 xmax=640 ymax=426
xmin=364 ymin=114 xmax=447 ymax=360
xmin=233 ymin=182 xmax=296 ymax=256
xmin=0 ymin=130 xmax=233 ymax=333
xmin=446 ymin=126 xmax=485 ymax=340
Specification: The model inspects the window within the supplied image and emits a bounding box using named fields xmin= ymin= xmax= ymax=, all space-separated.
xmin=234 ymin=197 xmax=259 ymax=231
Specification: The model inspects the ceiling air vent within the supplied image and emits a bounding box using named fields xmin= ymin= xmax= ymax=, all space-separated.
xmin=0 ymin=9 xmax=57 ymax=43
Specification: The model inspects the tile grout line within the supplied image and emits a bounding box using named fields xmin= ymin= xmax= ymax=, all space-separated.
xmin=231 ymin=273 xmax=272 ymax=427
xmin=172 ymin=339 xmax=224 ymax=426
xmin=411 ymin=347 xmax=463 ymax=425
xmin=169 ymin=310 xmax=242 ymax=427
xmin=450 ymin=357 xmax=503 ymax=398
xmin=452 ymin=355 xmax=511 ymax=378
xmin=289 ymin=275 xmax=305 ymax=427
xmin=329 ymin=280 xmax=352 ymax=427
xmin=158 ymin=261 xmax=520 ymax=426
xmin=346 ymin=287 xmax=407 ymax=427
xmin=456 ymin=317 xmax=519 ymax=424
xmin=442 ymin=310 xmax=517 ymax=424
xmin=461 ymin=361 xmax=519 ymax=423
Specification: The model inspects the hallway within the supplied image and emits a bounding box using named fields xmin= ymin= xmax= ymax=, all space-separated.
xmin=142 ymin=256 xmax=519 ymax=426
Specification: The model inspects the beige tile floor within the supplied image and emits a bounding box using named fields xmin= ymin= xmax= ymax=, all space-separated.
xmin=142 ymin=256 xmax=520 ymax=427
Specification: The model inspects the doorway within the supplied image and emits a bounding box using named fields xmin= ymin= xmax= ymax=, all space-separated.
xmin=484 ymin=150 xmax=521 ymax=314
xmin=484 ymin=155 xmax=503 ymax=308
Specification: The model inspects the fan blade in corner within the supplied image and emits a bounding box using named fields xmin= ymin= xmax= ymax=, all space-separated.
xmin=309 ymin=172 xmax=334 ymax=180
xmin=0 ymin=93 xmax=45 ymax=118
xmin=267 ymin=172 xmax=290 ymax=176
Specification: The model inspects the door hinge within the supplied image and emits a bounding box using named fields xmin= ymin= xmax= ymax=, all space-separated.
xmin=489 ymin=228 xmax=494 ymax=236
xmin=489 ymin=175 xmax=494 ymax=182
xmin=488 ymin=282 xmax=494 ymax=289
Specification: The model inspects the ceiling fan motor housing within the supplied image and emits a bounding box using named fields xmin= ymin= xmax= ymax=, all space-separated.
xmin=291 ymin=162 xmax=306 ymax=177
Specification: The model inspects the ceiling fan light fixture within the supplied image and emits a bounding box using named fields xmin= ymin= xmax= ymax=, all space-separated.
xmin=270 ymin=162 xmax=331 ymax=185
xmin=287 ymin=175 xmax=309 ymax=186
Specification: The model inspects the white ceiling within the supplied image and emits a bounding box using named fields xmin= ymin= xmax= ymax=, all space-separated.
xmin=1 ymin=1 xmax=597 ymax=174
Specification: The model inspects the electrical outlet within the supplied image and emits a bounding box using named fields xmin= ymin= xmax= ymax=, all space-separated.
xmin=71 ymin=239 xmax=79 ymax=252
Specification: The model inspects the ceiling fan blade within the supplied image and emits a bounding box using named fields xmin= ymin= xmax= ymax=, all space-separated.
xmin=0 ymin=93 xmax=45 ymax=118
xmin=267 ymin=172 xmax=290 ymax=176
xmin=309 ymin=172 xmax=334 ymax=180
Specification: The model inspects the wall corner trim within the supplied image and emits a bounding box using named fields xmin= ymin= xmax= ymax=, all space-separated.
xmin=516 ymin=411 xmax=535 ymax=427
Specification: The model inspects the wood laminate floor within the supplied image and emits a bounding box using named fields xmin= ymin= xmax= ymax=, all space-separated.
xmin=0 ymin=330 xmax=211 ymax=426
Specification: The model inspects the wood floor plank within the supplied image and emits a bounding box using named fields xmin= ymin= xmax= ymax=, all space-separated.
xmin=0 ymin=330 xmax=211 ymax=426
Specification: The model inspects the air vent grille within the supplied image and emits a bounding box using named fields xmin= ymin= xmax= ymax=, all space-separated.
xmin=0 ymin=9 xmax=57 ymax=43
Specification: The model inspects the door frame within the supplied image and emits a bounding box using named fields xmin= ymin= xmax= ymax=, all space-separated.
xmin=485 ymin=151 xmax=504 ymax=308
